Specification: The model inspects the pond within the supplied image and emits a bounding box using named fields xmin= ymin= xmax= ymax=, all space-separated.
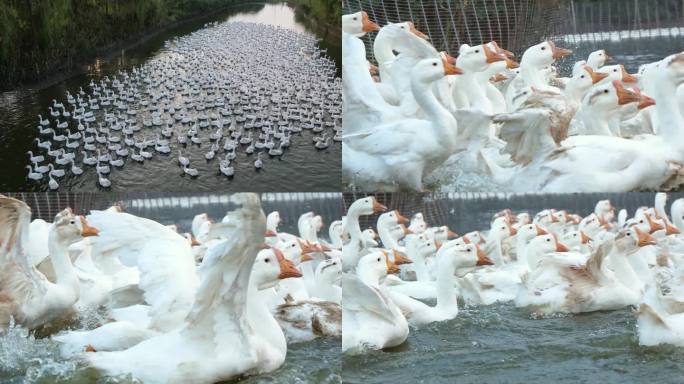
xmin=343 ymin=192 xmax=684 ymax=383
xmin=0 ymin=2 xmax=341 ymax=193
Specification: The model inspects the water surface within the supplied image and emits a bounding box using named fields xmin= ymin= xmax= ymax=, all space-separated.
xmin=0 ymin=3 xmax=341 ymax=192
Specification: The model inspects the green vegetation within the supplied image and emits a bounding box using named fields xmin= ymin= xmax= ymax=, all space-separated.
xmin=0 ymin=0 xmax=253 ymax=90
xmin=290 ymin=0 xmax=340 ymax=37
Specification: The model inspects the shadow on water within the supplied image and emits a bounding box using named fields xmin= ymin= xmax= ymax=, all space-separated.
xmin=0 ymin=2 xmax=341 ymax=192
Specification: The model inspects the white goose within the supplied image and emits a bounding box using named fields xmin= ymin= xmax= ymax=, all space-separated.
xmin=86 ymin=194 xmax=296 ymax=383
xmin=0 ymin=199 xmax=99 ymax=330
xmin=342 ymin=252 xmax=408 ymax=352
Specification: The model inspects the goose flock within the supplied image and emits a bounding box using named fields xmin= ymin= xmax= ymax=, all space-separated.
xmin=342 ymin=11 xmax=684 ymax=192
xmin=342 ymin=193 xmax=684 ymax=352
xmin=26 ymin=21 xmax=340 ymax=190
xmin=0 ymin=193 xmax=342 ymax=383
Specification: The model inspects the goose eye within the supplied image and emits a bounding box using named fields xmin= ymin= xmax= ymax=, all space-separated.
xmin=604 ymin=89 xmax=609 ymax=93
xmin=580 ymin=75 xmax=585 ymax=79
xmin=467 ymin=249 xmax=471 ymax=252
xmin=475 ymin=49 xmax=480 ymax=53
xmin=626 ymin=232 xmax=631 ymax=236
xmin=433 ymin=62 xmax=437 ymax=66
xmin=377 ymin=257 xmax=381 ymax=262
xmin=574 ymin=234 xmax=577 ymax=237
xmin=332 ymin=262 xmax=337 ymax=265
xmin=264 ymin=258 xmax=270 ymax=263
xmin=546 ymin=238 xmax=551 ymax=242
xmin=70 ymin=220 xmax=76 ymax=225
xmin=291 ymin=244 xmax=295 ymax=247
xmin=353 ymin=17 xmax=357 ymax=21
xmin=613 ymin=69 xmax=618 ymax=72
xmin=541 ymin=47 xmax=546 ymax=50
xmin=400 ymin=26 xmax=405 ymax=29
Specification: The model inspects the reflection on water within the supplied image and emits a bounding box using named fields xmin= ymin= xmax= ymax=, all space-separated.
xmin=0 ymin=3 xmax=340 ymax=192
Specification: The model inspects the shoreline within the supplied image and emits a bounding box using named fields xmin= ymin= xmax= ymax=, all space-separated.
xmin=1 ymin=2 xmax=279 ymax=93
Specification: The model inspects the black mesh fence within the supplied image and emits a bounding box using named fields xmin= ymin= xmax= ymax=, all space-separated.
xmin=344 ymin=0 xmax=684 ymax=61
xmin=1 ymin=192 xmax=342 ymax=235
xmin=344 ymin=192 xmax=684 ymax=235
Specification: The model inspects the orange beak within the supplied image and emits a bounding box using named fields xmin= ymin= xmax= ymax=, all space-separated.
xmin=635 ymin=227 xmax=657 ymax=247
xmin=368 ymin=63 xmax=379 ymax=75
xmin=554 ymin=234 xmax=570 ymax=252
xmin=264 ymin=229 xmax=277 ymax=237
xmin=666 ymin=222 xmax=681 ymax=235
xmin=361 ymin=11 xmax=380 ymax=33
xmin=434 ymin=240 xmax=443 ymax=250
xmin=585 ymin=67 xmax=608 ymax=84
xmin=509 ymin=226 xmax=518 ymax=236
xmin=536 ymin=225 xmax=548 ymax=236
xmin=191 ymin=236 xmax=201 ymax=246
xmin=300 ymin=254 xmax=314 ymax=262
xmin=317 ymin=243 xmax=332 ymax=252
xmin=393 ymin=249 xmax=413 ymax=265
xmin=463 ymin=236 xmax=471 ymax=244
xmin=580 ymin=231 xmax=592 ymax=244
xmin=476 ymin=245 xmax=494 ymax=266
xmin=491 ymin=41 xmax=515 ymax=58
xmin=483 ymin=43 xmax=506 ymax=64
xmin=491 ymin=73 xmax=508 ymax=82
xmin=505 ymin=58 xmax=520 ymax=69
xmin=80 ymin=216 xmax=100 ymax=237
xmin=384 ymin=252 xmax=400 ymax=274
xmin=548 ymin=41 xmax=572 ymax=60
xmin=638 ymin=94 xmax=656 ymax=110
xmin=372 ymin=198 xmax=387 ymax=213
xmin=298 ymin=239 xmax=318 ymax=254
xmin=442 ymin=52 xmax=457 ymax=65
xmin=401 ymin=224 xmax=412 ymax=235
xmin=443 ymin=57 xmax=464 ymax=75
xmin=447 ymin=228 xmax=458 ymax=239
xmin=646 ymin=215 xmax=665 ymax=233
xmin=408 ymin=22 xmax=428 ymax=39
xmin=551 ymin=214 xmax=559 ymax=223
xmin=613 ymin=80 xmax=641 ymax=105
xmin=395 ymin=210 xmax=409 ymax=224
xmin=276 ymin=248 xmax=303 ymax=279
xmin=620 ymin=65 xmax=638 ymax=83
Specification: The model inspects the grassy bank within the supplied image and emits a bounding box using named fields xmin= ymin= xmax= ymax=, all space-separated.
xmin=0 ymin=0 xmax=253 ymax=90
xmin=290 ymin=0 xmax=341 ymax=39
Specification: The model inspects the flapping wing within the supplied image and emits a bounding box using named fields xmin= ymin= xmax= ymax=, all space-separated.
xmin=342 ymin=273 xmax=396 ymax=324
xmin=183 ymin=193 xmax=266 ymax=352
xmin=0 ymin=196 xmax=46 ymax=299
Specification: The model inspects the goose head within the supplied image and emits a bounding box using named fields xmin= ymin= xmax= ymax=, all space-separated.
xmin=521 ymin=41 xmax=571 ymax=68
xmin=652 ymin=52 xmax=684 ymax=88
xmin=361 ymin=228 xmax=378 ymax=247
xmin=450 ymin=243 xmax=494 ymax=268
xmin=315 ymin=257 xmax=342 ymax=285
xmin=615 ymin=226 xmax=656 ymax=252
xmin=561 ymin=230 xmax=592 ymax=248
xmin=595 ymin=200 xmax=616 ymax=218
xmin=567 ymin=66 xmax=609 ymax=97
xmin=488 ymin=41 xmax=515 ymax=59
xmin=516 ymin=213 xmax=531 ymax=225
xmin=528 ymin=233 xmax=570 ymax=255
xmin=52 ymin=209 xmax=99 ymax=245
xmin=357 ymin=251 xmax=398 ymax=281
xmin=587 ymin=49 xmax=611 ymax=69
xmin=252 ymin=248 xmax=302 ymax=290
xmin=409 ymin=212 xmax=426 ymax=234
xmin=378 ymin=210 xmax=409 ymax=229
xmin=427 ymin=226 xmax=457 ymax=242
xmin=456 ymin=43 xmax=506 ymax=72
xmin=596 ymin=64 xmax=638 ymax=85
xmin=489 ymin=217 xmax=517 ymax=242
xmin=390 ymin=224 xmax=410 ymax=240
xmin=342 ymin=11 xmax=380 ymax=37
xmin=463 ymin=230 xmax=486 ymax=245
xmin=328 ymin=220 xmax=344 ymax=245
xmin=517 ymin=223 xmax=548 ymax=243
xmin=266 ymin=211 xmax=280 ymax=236
xmin=411 ymin=56 xmax=463 ymax=85
xmin=583 ymin=80 xmax=641 ymax=113
xmin=348 ymin=196 xmax=387 ymax=217
xmin=312 ymin=215 xmax=324 ymax=232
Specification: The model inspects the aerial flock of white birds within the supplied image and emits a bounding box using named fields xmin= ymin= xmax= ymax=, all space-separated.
xmin=0 ymin=193 xmax=342 ymax=383
xmin=27 ymin=21 xmax=341 ymax=190
xmin=341 ymin=193 xmax=684 ymax=353
xmin=342 ymin=11 xmax=684 ymax=192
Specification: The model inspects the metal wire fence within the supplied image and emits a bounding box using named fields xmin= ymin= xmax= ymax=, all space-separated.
xmin=2 ymin=193 xmax=342 ymax=234
xmin=343 ymin=0 xmax=684 ymax=61
xmin=344 ymin=192 xmax=684 ymax=235
xmin=343 ymin=0 xmax=565 ymax=59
